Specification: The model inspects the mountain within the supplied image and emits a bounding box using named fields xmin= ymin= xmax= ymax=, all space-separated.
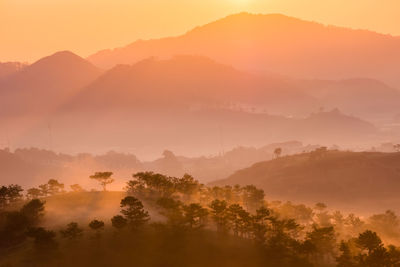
xmin=88 ymin=13 xmax=400 ymax=89
xmin=0 ymin=54 xmax=380 ymax=156
xmin=294 ymin=78 xmax=400 ymax=122
xmin=64 ymin=55 xmax=317 ymax=115
xmin=0 ymin=51 xmax=102 ymax=116
xmin=211 ymin=151 xmax=400 ymax=214
xmin=51 ymin=56 xmax=377 ymax=155
xmin=66 ymin=55 xmax=400 ymax=120
xmin=0 ymin=62 xmax=27 ymax=80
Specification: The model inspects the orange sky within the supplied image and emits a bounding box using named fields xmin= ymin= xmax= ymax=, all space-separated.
xmin=1 ymin=0 xmax=400 ymax=63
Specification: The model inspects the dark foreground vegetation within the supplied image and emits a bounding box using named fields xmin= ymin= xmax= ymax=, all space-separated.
xmin=2 ymin=172 xmax=400 ymax=266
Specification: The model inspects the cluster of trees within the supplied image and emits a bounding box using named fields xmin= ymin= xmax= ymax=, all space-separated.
xmin=25 ymin=172 xmax=114 ymax=199
xmin=2 ymin=172 xmax=400 ymax=266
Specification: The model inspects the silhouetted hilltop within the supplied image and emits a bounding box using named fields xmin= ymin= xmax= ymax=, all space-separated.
xmin=0 ymin=51 xmax=102 ymax=116
xmin=88 ymin=13 xmax=400 ymax=88
xmin=212 ymin=150 xmax=400 ymax=213
xmin=0 ymin=61 xmax=26 ymax=79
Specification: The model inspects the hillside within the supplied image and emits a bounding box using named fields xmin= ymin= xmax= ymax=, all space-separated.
xmin=211 ymin=151 xmax=400 ymax=214
xmin=88 ymin=13 xmax=400 ymax=88
xmin=0 ymin=51 xmax=102 ymax=116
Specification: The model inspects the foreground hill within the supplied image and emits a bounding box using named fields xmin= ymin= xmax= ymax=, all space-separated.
xmin=211 ymin=151 xmax=400 ymax=214
xmin=0 ymin=51 xmax=102 ymax=116
xmin=88 ymin=13 xmax=400 ymax=88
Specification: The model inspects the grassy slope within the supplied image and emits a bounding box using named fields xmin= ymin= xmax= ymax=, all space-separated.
xmin=211 ymin=151 xmax=400 ymax=214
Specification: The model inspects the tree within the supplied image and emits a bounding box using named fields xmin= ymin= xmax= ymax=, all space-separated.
xmin=129 ymin=172 xmax=175 ymax=199
xmin=305 ymin=226 xmax=336 ymax=265
xmin=183 ymin=203 xmax=208 ymax=229
xmin=90 ymin=172 xmax=114 ymax=191
xmin=394 ymin=144 xmax=400 ymax=152
xmin=252 ymin=206 xmax=271 ymax=244
xmin=209 ymin=199 xmax=230 ymax=234
xmin=89 ymin=219 xmax=105 ymax=237
xmin=274 ymin=147 xmax=282 ymax=159
xmin=241 ymin=185 xmax=265 ymax=212
xmin=111 ymin=215 xmax=128 ymax=230
xmin=60 ymin=222 xmax=83 ymax=240
xmin=47 ymin=179 xmax=65 ymax=195
xmin=156 ymin=197 xmax=184 ymax=226
xmin=227 ymin=204 xmax=251 ymax=237
xmin=120 ymin=196 xmax=150 ymax=229
xmin=38 ymin=184 xmax=50 ymax=197
xmin=70 ymin=184 xmax=85 ymax=192
xmin=27 ymin=227 xmax=58 ymax=251
xmin=314 ymin=203 xmax=332 ymax=227
xmin=0 ymin=211 xmax=29 ymax=248
xmin=336 ymin=241 xmax=357 ymax=267
xmin=356 ymin=230 xmax=383 ymax=254
xmin=369 ymin=210 xmax=400 ymax=240
xmin=0 ymin=184 xmax=23 ymax=209
xmin=20 ymin=199 xmax=45 ymax=226
xmin=174 ymin=174 xmax=200 ymax=201
xmin=314 ymin=202 xmax=327 ymax=211
xmin=27 ymin=188 xmax=43 ymax=199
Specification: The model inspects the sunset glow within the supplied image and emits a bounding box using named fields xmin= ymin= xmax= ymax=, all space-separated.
xmin=1 ymin=0 xmax=400 ymax=62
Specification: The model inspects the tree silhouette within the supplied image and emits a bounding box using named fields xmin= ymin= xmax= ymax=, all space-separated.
xmin=70 ymin=184 xmax=85 ymax=192
xmin=209 ymin=199 xmax=230 ymax=234
xmin=60 ymin=222 xmax=83 ymax=240
xmin=27 ymin=188 xmax=43 ymax=199
xmin=21 ymin=199 xmax=45 ymax=226
xmin=90 ymin=172 xmax=114 ymax=191
xmin=0 ymin=211 xmax=29 ymax=248
xmin=241 ymin=185 xmax=265 ymax=212
xmin=47 ymin=179 xmax=65 ymax=195
xmin=111 ymin=215 xmax=128 ymax=230
xmin=38 ymin=184 xmax=50 ymax=197
xmin=27 ymin=227 xmax=58 ymax=251
xmin=274 ymin=147 xmax=282 ymax=159
xmin=156 ymin=197 xmax=184 ymax=226
xmin=393 ymin=144 xmax=400 ymax=152
xmin=227 ymin=203 xmax=251 ymax=237
xmin=0 ymin=184 xmax=23 ymax=209
xmin=175 ymin=174 xmax=200 ymax=201
xmin=336 ymin=241 xmax=357 ymax=267
xmin=183 ymin=203 xmax=208 ymax=229
xmin=89 ymin=219 xmax=105 ymax=238
xmin=120 ymin=196 xmax=150 ymax=229
xmin=356 ymin=230 xmax=383 ymax=254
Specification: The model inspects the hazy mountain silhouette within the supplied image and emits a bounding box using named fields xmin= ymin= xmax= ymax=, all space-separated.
xmin=0 ymin=62 xmax=27 ymax=80
xmin=88 ymin=13 xmax=400 ymax=88
xmin=294 ymin=78 xmax=400 ymax=121
xmin=63 ymin=55 xmax=317 ymax=115
xmin=0 ymin=53 xmax=382 ymax=156
xmin=0 ymin=51 xmax=102 ymax=116
xmin=211 ymin=150 xmax=400 ymax=213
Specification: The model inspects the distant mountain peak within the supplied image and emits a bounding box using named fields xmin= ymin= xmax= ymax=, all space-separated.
xmin=32 ymin=50 xmax=94 ymax=68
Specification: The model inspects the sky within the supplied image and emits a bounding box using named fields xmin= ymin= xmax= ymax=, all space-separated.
xmin=1 ymin=0 xmax=400 ymax=63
